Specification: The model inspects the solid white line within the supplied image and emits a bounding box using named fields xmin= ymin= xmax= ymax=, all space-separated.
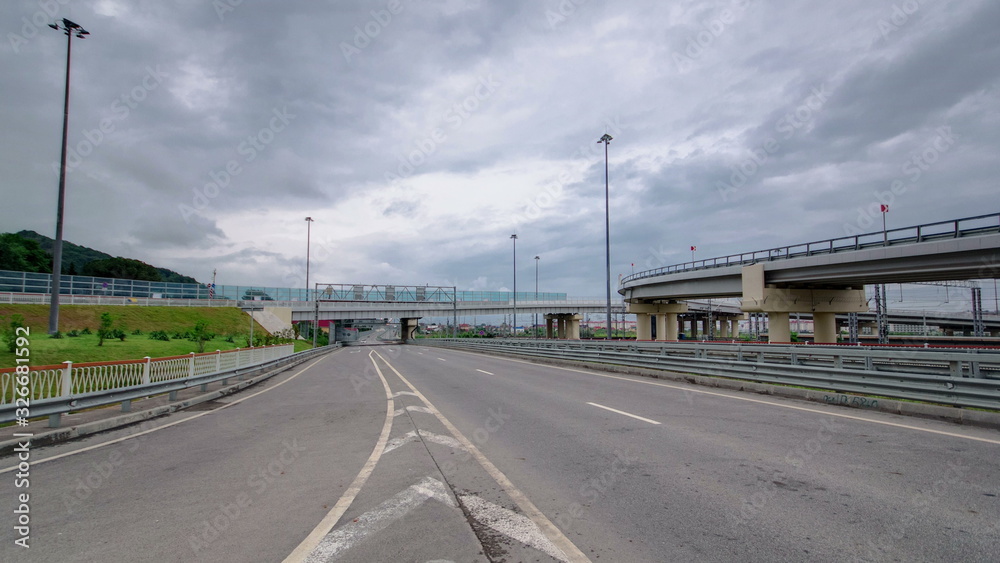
xmin=306 ymin=476 xmax=455 ymax=562
xmin=586 ymin=402 xmax=661 ymax=425
xmin=0 ymin=352 xmax=337 ymax=474
xmin=283 ymin=350 xmax=396 ymax=562
xmin=372 ymin=350 xmax=592 ymax=563
xmin=437 ymin=357 xmax=447 ymax=362
xmin=476 ymin=369 xmax=494 ymax=375
xmin=459 ymin=494 xmax=568 ymax=562
xmin=455 ymin=351 xmax=1000 ymax=446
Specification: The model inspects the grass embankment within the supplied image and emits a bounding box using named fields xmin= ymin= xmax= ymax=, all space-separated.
xmin=0 ymin=305 xmax=311 ymax=368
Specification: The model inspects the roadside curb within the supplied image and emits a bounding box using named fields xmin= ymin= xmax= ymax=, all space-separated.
xmin=434 ymin=346 xmax=1000 ymax=431
xmin=0 ymin=347 xmax=338 ymax=457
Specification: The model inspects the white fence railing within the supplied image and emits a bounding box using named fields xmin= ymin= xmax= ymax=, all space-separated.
xmin=0 ymin=344 xmax=294 ymax=404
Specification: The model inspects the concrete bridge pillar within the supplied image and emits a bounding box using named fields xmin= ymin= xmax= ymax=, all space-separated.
xmin=813 ymin=312 xmax=838 ymax=344
xmin=656 ymin=313 xmax=679 ymax=341
xmin=400 ymin=318 xmax=419 ymax=342
xmin=626 ymin=302 xmax=688 ymax=342
xmin=731 ymin=318 xmax=740 ymax=338
xmin=767 ymin=312 xmax=791 ymax=343
xmin=636 ymin=313 xmax=652 ymax=341
xmin=719 ymin=320 xmax=729 ymax=338
xmin=689 ymin=319 xmax=698 ymax=339
xmin=557 ymin=317 xmax=567 ymax=339
xmin=545 ymin=317 xmax=554 ymax=339
xmin=567 ymin=315 xmax=581 ymax=340
xmin=741 ymin=264 xmax=868 ymax=344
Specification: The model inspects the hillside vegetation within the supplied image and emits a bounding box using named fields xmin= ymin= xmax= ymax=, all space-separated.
xmin=0 ymin=305 xmax=311 ymax=368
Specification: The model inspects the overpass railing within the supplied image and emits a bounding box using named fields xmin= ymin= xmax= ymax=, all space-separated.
xmin=622 ymin=212 xmax=1000 ymax=285
xmin=418 ymin=339 xmax=1000 ymax=410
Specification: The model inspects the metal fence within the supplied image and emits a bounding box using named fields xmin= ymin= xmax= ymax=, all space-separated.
xmin=0 ymin=344 xmax=293 ymax=405
xmin=418 ymin=339 xmax=1000 ymax=410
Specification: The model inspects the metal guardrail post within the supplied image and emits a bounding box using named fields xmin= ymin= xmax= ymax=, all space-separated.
xmin=142 ymin=356 xmax=151 ymax=385
xmin=49 ymin=360 xmax=74 ymax=428
xmin=216 ymin=349 xmax=222 ymax=373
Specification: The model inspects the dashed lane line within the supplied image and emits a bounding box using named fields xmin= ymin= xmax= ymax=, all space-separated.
xmin=587 ymin=402 xmax=661 ymax=425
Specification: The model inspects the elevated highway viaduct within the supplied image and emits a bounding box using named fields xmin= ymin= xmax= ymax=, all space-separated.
xmin=620 ymin=213 xmax=1000 ymax=343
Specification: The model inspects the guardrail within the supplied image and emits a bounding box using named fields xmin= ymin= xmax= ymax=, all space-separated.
xmin=417 ymin=339 xmax=1000 ymax=410
xmin=622 ymin=212 xmax=1000 ymax=285
xmin=0 ymin=343 xmax=316 ymax=427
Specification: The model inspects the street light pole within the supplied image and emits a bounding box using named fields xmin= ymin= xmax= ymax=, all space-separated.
xmin=305 ymin=216 xmax=314 ymax=341
xmin=534 ymin=255 xmax=540 ymax=339
xmin=510 ymin=234 xmax=517 ymax=338
xmin=598 ymin=133 xmax=613 ymax=340
xmin=47 ymin=18 xmax=89 ymax=334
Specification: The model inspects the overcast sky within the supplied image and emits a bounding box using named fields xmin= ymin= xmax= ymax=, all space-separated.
xmin=2 ymin=0 xmax=998 ymax=301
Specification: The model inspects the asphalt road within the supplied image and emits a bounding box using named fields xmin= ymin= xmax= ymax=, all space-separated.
xmin=1 ymin=344 xmax=998 ymax=562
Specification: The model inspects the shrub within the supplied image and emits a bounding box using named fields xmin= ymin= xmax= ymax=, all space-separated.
xmin=67 ymin=329 xmax=80 ymax=337
xmin=148 ymin=330 xmax=170 ymax=342
xmin=50 ymin=331 xmax=63 ymax=339
xmin=1 ymin=315 xmax=26 ymax=353
xmin=112 ymin=328 xmax=127 ymax=342
xmin=132 ymin=329 xmax=143 ymax=336
xmin=80 ymin=327 xmax=92 ymax=335
xmin=97 ymin=312 xmax=115 ymax=347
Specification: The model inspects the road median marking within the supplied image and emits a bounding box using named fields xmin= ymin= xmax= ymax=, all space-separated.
xmin=283 ymin=350 xmax=395 ymax=562
xmin=476 ymin=369 xmax=494 ymax=375
xmin=587 ymin=402 xmax=661 ymax=425
xmin=371 ymin=349 xmax=592 ymax=563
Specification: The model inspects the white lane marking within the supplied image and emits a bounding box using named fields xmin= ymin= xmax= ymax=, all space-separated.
xmin=586 ymin=402 xmax=661 ymax=425
xmin=392 ymin=405 xmax=433 ymax=416
xmin=383 ymin=431 xmax=418 ymax=454
xmin=476 ymin=369 xmax=494 ymax=375
xmin=283 ymin=351 xmax=396 ymax=562
xmin=372 ymin=350 xmax=592 ymax=563
xmin=383 ymin=430 xmax=465 ymax=454
xmin=461 ymin=351 xmax=1000 ymax=446
xmin=0 ymin=352 xmax=338 ymax=474
xmin=306 ymin=476 xmax=455 ymax=562
xmin=392 ymin=391 xmax=419 ymax=398
xmin=459 ymin=494 xmax=569 ymax=562
xmin=437 ymin=357 xmax=448 ymax=362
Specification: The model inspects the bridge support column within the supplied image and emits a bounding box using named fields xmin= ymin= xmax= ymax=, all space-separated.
xmin=557 ymin=317 xmax=567 ymax=339
xmin=546 ymin=317 xmax=554 ymax=339
xmin=767 ymin=312 xmax=791 ymax=343
xmin=719 ymin=320 xmax=729 ymax=338
xmin=626 ymin=302 xmax=688 ymax=342
xmin=400 ymin=318 xmax=419 ymax=342
xmin=813 ymin=312 xmax=838 ymax=344
xmin=636 ymin=313 xmax=652 ymax=341
xmin=700 ymin=319 xmax=709 ymax=339
xmin=741 ymin=264 xmax=868 ymax=344
xmin=690 ymin=319 xmax=698 ymax=339
xmin=567 ymin=315 xmax=581 ymax=340
xmin=656 ymin=313 xmax=678 ymax=341
xmin=731 ymin=318 xmax=740 ymax=338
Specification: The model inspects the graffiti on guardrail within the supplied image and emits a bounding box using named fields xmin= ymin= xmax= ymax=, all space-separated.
xmin=823 ymin=394 xmax=879 ymax=409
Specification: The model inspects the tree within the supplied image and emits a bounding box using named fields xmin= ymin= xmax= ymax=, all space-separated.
xmin=97 ymin=312 xmax=115 ymax=347
xmin=1 ymin=314 xmax=26 ymax=353
xmin=0 ymin=234 xmax=51 ymax=273
xmin=82 ymin=257 xmax=163 ymax=281
xmin=189 ymin=319 xmax=214 ymax=353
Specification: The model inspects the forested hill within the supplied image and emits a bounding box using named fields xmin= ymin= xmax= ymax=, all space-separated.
xmin=3 ymin=230 xmax=199 ymax=283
